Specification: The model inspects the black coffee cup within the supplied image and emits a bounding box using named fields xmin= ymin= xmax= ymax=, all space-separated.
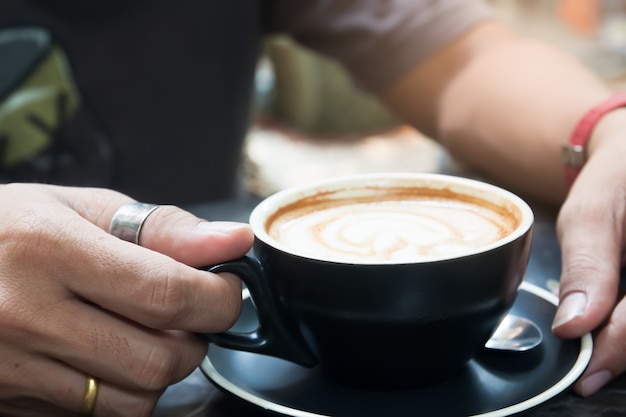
xmin=204 ymin=173 xmax=534 ymax=389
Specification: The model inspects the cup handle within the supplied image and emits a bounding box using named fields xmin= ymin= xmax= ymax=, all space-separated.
xmin=201 ymin=256 xmax=317 ymax=367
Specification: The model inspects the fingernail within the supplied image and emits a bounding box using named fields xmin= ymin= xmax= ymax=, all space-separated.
xmin=580 ymin=370 xmax=612 ymax=397
xmin=197 ymin=221 xmax=250 ymax=235
xmin=552 ymin=291 xmax=587 ymax=329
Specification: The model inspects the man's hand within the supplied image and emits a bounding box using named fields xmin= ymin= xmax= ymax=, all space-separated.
xmin=0 ymin=183 xmax=253 ymax=416
xmin=553 ymin=111 xmax=626 ymax=396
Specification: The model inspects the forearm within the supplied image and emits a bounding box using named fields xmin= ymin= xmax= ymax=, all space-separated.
xmin=380 ymin=21 xmax=611 ymax=205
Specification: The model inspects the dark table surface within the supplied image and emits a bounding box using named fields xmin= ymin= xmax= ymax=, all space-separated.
xmin=152 ymin=197 xmax=626 ymax=417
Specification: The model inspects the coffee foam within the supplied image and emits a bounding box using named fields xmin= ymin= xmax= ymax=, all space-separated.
xmin=266 ymin=189 xmax=520 ymax=263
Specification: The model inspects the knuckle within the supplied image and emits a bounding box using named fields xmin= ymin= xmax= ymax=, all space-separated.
xmin=97 ymin=390 xmax=161 ymax=417
xmin=140 ymin=266 xmax=243 ymax=331
xmin=0 ymin=210 xmax=56 ymax=265
xmin=557 ymin=195 xmax=612 ymax=229
xmin=136 ymin=345 xmax=180 ymax=390
xmin=559 ymin=251 xmax=615 ymax=293
xmin=144 ymin=266 xmax=188 ymax=326
xmin=561 ymin=252 xmax=606 ymax=277
xmin=142 ymin=205 xmax=184 ymax=234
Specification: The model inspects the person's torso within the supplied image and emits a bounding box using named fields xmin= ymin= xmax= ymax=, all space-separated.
xmin=0 ymin=0 xmax=264 ymax=204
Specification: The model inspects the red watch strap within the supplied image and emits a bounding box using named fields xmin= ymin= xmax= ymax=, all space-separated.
xmin=563 ymin=92 xmax=626 ymax=187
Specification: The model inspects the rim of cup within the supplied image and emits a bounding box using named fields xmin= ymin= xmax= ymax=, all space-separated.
xmin=249 ymin=172 xmax=534 ymax=265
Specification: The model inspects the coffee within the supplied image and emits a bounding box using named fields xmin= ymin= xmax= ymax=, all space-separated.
xmin=266 ymin=188 xmax=521 ymax=263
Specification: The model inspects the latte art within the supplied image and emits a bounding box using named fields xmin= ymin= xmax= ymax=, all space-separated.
xmin=268 ymin=198 xmax=517 ymax=262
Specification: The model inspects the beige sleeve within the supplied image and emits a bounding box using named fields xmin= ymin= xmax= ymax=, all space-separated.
xmin=268 ymin=0 xmax=494 ymax=92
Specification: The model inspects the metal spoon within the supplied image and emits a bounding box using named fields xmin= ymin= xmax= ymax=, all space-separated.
xmin=484 ymin=314 xmax=543 ymax=352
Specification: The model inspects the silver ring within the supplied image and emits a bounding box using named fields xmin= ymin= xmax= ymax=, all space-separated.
xmin=108 ymin=202 xmax=160 ymax=245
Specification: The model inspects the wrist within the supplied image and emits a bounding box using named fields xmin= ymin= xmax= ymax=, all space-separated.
xmin=587 ymin=107 xmax=626 ymax=156
xmin=562 ymin=92 xmax=626 ymax=188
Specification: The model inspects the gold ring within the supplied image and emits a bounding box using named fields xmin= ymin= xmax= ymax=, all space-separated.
xmin=80 ymin=375 xmax=99 ymax=416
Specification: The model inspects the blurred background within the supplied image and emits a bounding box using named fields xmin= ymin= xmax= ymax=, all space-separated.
xmin=241 ymin=0 xmax=626 ymax=198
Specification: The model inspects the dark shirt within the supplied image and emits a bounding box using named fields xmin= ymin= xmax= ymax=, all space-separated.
xmin=0 ymin=1 xmax=261 ymax=204
xmin=0 ymin=0 xmax=491 ymax=204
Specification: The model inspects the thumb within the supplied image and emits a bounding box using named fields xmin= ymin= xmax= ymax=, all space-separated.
xmin=552 ymin=176 xmax=621 ymax=339
xmin=54 ymin=186 xmax=254 ymax=267
xmin=138 ymin=208 xmax=253 ymax=267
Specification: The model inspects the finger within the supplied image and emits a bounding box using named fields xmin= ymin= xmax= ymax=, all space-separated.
xmin=89 ymin=380 xmax=162 ymax=417
xmin=5 ymin=186 xmax=247 ymax=332
xmin=51 ymin=186 xmax=254 ymax=267
xmin=137 ymin=205 xmax=254 ymax=267
xmin=0 ymin=349 xmax=161 ymax=417
xmin=552 ymin=156 xmax=625 ymax=338
xmin=572 ymin=294 xmax=626 ymax=397
xmin=26 ymin=297 xmax=206 ymax=391
xmin=58 ymin=232 xmax=244 ymax=331
xmin=5 ymin=202 xmax=243 ymax=333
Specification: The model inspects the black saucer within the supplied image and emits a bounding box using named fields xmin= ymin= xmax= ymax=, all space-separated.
xmin=201 ymin=281 xmax=592 ymax=417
